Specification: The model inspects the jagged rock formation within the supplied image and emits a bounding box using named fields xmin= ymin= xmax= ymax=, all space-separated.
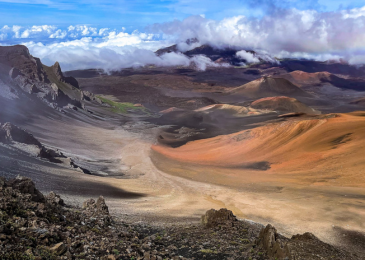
xmin=46 ymin=191 xmax=65 ymax=206
xmin=0 ymin=178 xmax=360 ymax=259
xmin=7 ymin=176 xmax=45 ymax=202
xmin=256 ymin=224 xmax=290 ymax=259
xmin=0 ymin=45 xmax=84 ymax=109
xmin=51 ymin=62 xmax=79 ymax=89
xmin=201 ymin=208 xmax=238 ymax=228
xmin=0 ymin=122 xmax=96 ymax=172
xmin=0 ymin=45 xmax=48 ymax=82
xmin=0 ymin=122 xmax=42 ymax=146
xmin=82 ymin=196 xmax=110 ymax=216
xmin=0 ymin=122 xmax=68 ymax=164
xmin=255 ymin=223 xmax=357 ymax=260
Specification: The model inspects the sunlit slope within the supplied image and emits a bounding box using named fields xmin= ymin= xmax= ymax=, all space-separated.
xmin=228 ymin=77 xmax=311 ymax=98
xmin=280 ymin=71 xmax=332 ymax=87
xmin=250 ymin=96 xmax=320 ymax=115
xmin=195 ymin=104 xmax=270 ymax=117
xmin=152 ymin=112 xmax=365 ymax=186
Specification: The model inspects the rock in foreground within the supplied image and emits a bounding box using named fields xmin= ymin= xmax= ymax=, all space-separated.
xmin=201 ymin=208 xmax=237 ymax=228
xmin=0 ymin=176 xmax=360 ymax=260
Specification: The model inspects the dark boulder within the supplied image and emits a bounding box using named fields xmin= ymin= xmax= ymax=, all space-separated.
xmin=256 ymin=224 xmax=290 ymax=259
xmin=0 ymin=176 xmax=6 ymax=187
xmin=96 ymin=196 xmax=109 ymax=215
xmin=8 ymin=176 xmax=45 ymax=202
xmin=46 ymin=191 xmax=65 ymax=206
xmin=201 ymin=208 xmax=237 ymax=228
xmin=83 ymin=196 xmax=109 ymax=216
xmin=51 ymin=61 xmax=79 ymax=89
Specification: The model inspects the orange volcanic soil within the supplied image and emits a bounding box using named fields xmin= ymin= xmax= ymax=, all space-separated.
xmin=152 ymin=112 xmax=365 ymax=186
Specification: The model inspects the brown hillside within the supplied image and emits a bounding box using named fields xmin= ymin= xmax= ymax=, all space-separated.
xmin=250 ymin=96 xmax=320 ymax=115
xmin=229 ymin=77 xmax=311 ymax=98
xmin=281 ymin=71 xmax=332 ymax=87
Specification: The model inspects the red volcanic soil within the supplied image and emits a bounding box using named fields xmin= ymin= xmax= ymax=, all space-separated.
xmin=280 ymin=71 xmax=332 ymax=87
xmin=228 ymin=77 xmax=311 ymax=98
xmin=250 ymin=96 xmax=320 ymax=115
xmin=152 ymin=112 xmax=365 ymax=187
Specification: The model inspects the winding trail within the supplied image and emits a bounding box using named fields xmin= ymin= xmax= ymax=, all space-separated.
xmin=11 ymin=115 xmax=365 ymax=255
xmin=89 ymin=124 xmax=365 ymax=254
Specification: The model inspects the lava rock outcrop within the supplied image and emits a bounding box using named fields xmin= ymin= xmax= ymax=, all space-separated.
xmin=0 ymin=177 xmax=360 ymax=259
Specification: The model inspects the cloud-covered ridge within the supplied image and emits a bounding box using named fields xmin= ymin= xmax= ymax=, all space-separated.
xmin=1 ymin=5 xmax=365 ymax=71
xmin=150 ymin=7 xmax=365 ymax=64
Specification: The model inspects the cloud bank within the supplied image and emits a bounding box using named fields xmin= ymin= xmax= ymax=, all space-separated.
xmin=0 ymin=24 xmax=233 ymax=71
xmin=150 ymin=7 xmax=365 ymax=64
xmin=1 ymin=5 xmax=365 ymax=71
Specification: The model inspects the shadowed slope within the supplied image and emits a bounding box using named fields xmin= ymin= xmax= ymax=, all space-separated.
xmin=281 ymin=70 xmax=365 ymax=91
xmin=350 ymin=98 xmax=365 ymax=106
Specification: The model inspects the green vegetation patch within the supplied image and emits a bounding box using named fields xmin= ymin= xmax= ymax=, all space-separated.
xmin=97 ymin=96 xmax=147 ymax=114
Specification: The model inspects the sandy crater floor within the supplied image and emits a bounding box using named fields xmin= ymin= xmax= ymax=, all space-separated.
xmin=53 ymin=120 xmax=364 ymax=255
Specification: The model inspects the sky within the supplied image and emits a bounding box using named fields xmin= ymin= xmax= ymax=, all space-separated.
xmin=1 ymin=0 xmax=365 ymax=71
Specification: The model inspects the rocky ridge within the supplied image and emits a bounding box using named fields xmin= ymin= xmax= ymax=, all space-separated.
xmin=0 ymin=45 xmax=94 ymax=110
xmin=0 ymin=122 xmax=92 ymax=173
xmin=0 ymin=176 xmax=360 ymax=260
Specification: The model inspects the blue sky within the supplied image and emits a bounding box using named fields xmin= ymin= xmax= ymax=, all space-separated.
xmin=1 ymin=0 xmax=365 ymax=71
xmin=1 ymin=0 xmax=365 ymax=29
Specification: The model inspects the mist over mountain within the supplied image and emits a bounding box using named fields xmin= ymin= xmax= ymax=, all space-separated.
xmin=2 ymin=4 xmax=365 ymax=72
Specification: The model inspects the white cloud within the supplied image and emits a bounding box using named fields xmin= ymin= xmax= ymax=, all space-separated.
xmin=12 ymin=25 xmax=22 ymax=38
xmin=276 ymin=51 xmax=343 ymax=62
xmin=0 ymin=24 xmax=117 ymax=40
xmin=3 ymin=5 xmax=365 ymax=71
xmin=22 ymin=32 xmax=227 ymax=72
xmin=191 ymin=55 xmax=230 ymax=70
xmin=236 ymin=50 xmax=260 ymax=64
xmin=342 ymin=6 xmax=365 ymax=18
xmin=98 ymin=28 xmax=109 ymax=36
xmin=150 ymin=7 xmax=365 ymax=62
xmin=49 ymin=29 xmax=67 ymax=39
xmin=20 ymin=25 xmax=57 ymax=38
